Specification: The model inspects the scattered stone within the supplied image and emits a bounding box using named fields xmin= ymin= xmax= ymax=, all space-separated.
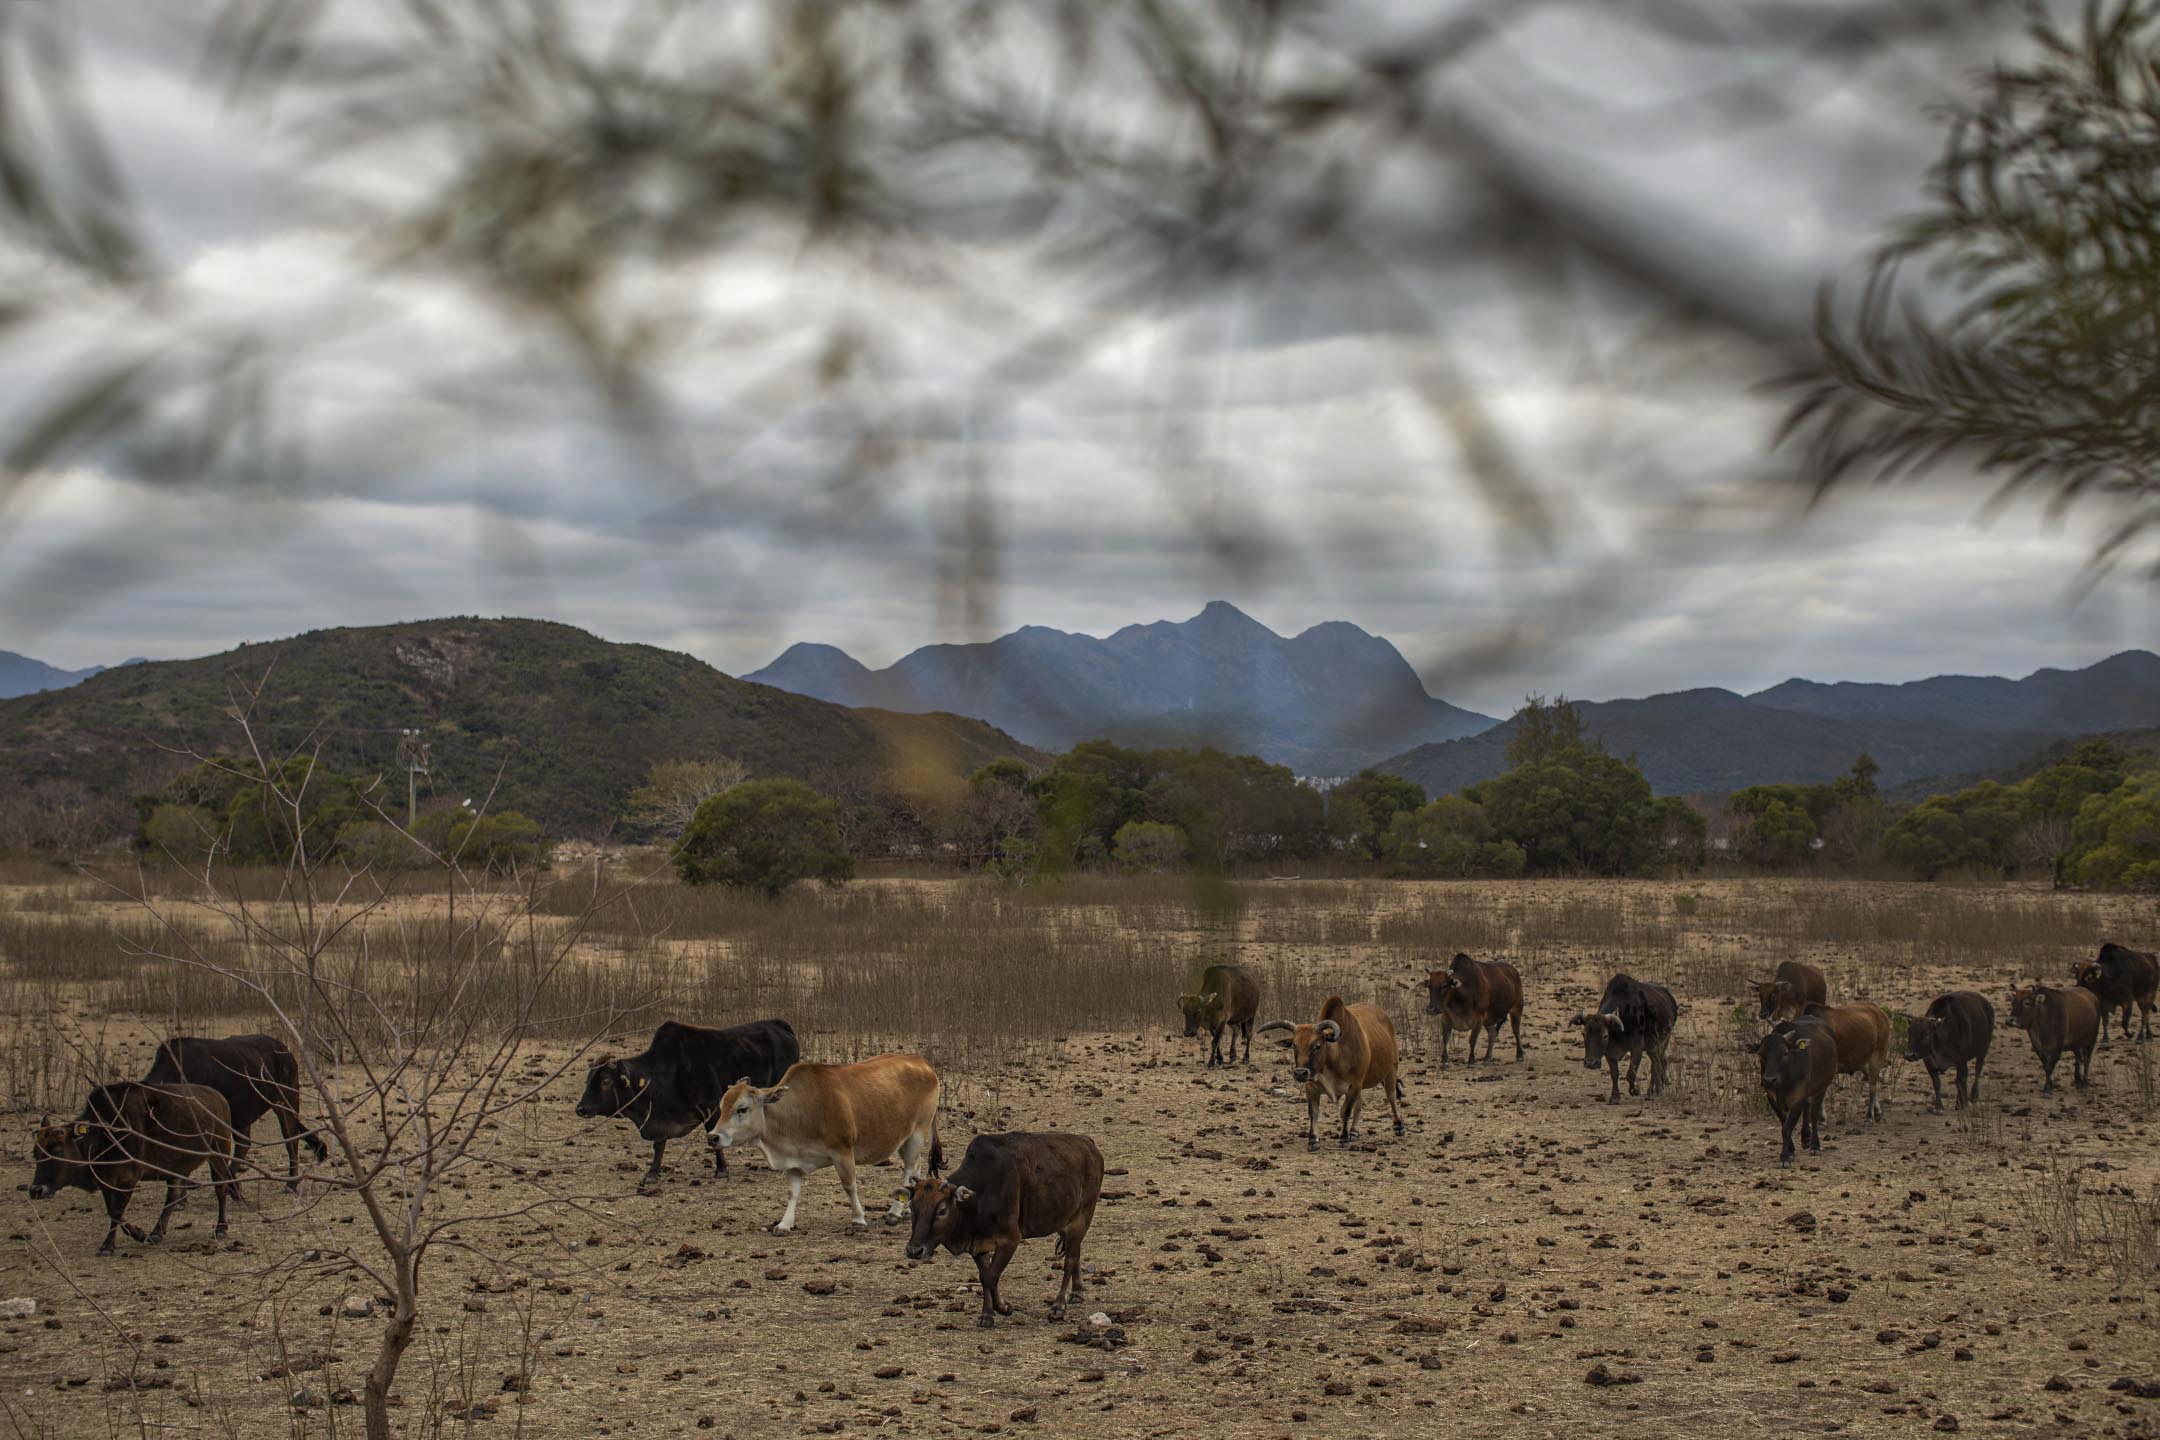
xmin=341 ymin=1296 xmax=375 ymax=1319
xmin=0 ymin=1299 xmax=35 ymax=1320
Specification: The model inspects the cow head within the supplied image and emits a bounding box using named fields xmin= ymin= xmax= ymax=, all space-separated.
xmin=27 ymin=1118 xmax=92 ymax=1200
xmin=899 ymin=1173 xmax=977 ymax=1260
xmin=1754 ymin=1024 xmax=1816 ymax=1094
xmin=1572 ymin=1011 xmax=1624 ymax=1069
xmin=2006 ymin=983 xmax=2048 ymax=1030
xmin=1176 ymin=991 xmax=1221 ymax=1038
xmin=1754 ymin=978 xmax=1801 ymax=1021
xmin=2073 ymin=958 xmax=2104 ymax=991
xmin=712 ymin=1077 xmax=788 ymax=1151
xmin=1902 ymin=1014 xmax=1946 ymax=1066
xmin=1256 ymin=1018 xmax=1338 ymax=1084
xmin=574 ymin=1057 xmax=649 ymax=1121
xmin=1422 ymin=970 xmax=1457 ymax=1015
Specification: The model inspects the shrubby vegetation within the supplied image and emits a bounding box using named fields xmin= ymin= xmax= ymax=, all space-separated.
xmin=1882 ymin=740 xmax=2143 ymax=884
xmin=674 ymin=777 xmax=853 ymax=896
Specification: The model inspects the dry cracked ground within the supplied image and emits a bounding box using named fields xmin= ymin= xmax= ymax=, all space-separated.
xmin=1 ymin=877 xmax=2156 ymax=1439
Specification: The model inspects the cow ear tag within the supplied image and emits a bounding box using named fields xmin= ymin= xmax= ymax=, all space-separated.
xmin=1794 ymin=1040 xmax=1808 ymax=1050
xmin=73 ymin=1122 xmax=89 ymax=1136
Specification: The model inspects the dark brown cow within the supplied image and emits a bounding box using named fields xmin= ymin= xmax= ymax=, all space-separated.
xmin=1756 ymin=1015 xmax=1838 ymax=1168
xmin=2074 ymin=943 xmax=2157 ymax=1044
xmin=1572 ymin=973 xmax=1679 ymax=1104
xmin=1257 ymin=997 xmax=1405 ymax=1150
xmin=1422 ymin=953 xmax=1524 ymax=1066
xmin=901 ymin=1131 xmax=1103 ymax=1328
xmin=1904 ymin=991 xmax=1994 ymax=1112
xmin=28 ymin=1082 xmax=238 ymax=1254
xmin=1177 ymin=963 xmax=1260 ymax=1068
xmin=142 ymin=1034 xmax=323 ymax=1190
xmin=2007 ymin=983 xmax=2100 ymax=1095
xmin=1754 ymin=961 xmax=1828 ymax=1022
xmin=1798 ymin=1000 xmax=1892 ymax=1121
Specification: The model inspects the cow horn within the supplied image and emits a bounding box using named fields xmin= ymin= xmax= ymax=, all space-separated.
xmin=1570 ymin=1012 xmax=1589 ymax=1027
xmin=1601 ymin=1011 xmax=1624 ymax=1034
xmin=1255 ymin=1021 xmax=1294 ymax=1036
xmin=1317 ymin=1020 xmax=1341 ymax=1043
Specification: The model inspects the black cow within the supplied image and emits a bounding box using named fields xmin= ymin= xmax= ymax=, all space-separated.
xmin=1571 ymin=973 xmax=1679 ymax=1104
xmin=1904 ymin=991 xmax=1994 ymax=1112
xmin=901 ymin=1131 xmax=1104 ymax=1328
xmin=2076 ymin=943 xmax=2157 ymax=1044
xmin=1757 ymin=1015 xmax=1838 ymax=1168
xmin=1178 ymin=963 xmax=1260 ymax=1068
xmin=576 ymin=1019 xmax=799 ymax=1190
xmin=142 ymin=1034 xmax=324 ymax=1189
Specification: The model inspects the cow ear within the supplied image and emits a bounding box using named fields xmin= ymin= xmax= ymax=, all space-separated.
xmin=762 ymin=1085 xmax=788 ymax=1103
xmin=953 ymin=1185 xmax=975 ymax=1205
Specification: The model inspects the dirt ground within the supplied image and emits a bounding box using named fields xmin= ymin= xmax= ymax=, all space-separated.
xmin=2 ymin=877 xmax=2157 ymax=1440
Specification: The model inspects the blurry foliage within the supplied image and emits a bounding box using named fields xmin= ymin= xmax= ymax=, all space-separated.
xmin=1785 ymin=0 xmax=2160 ymax=580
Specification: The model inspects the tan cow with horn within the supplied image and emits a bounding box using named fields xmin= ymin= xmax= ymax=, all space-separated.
xmin=1256 ymin=996 xmax=1404 ymax=1150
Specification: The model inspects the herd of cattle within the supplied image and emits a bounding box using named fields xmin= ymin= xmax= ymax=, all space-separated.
xmin=21 ymin=940 xmax=2160 ymax=1327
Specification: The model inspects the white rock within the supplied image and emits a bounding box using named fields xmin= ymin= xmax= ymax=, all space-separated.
xmin=340 ymin=1295 xmax=374 ymax=1319
xmin=0 ymin=1298 xmax=35 ymax=1320
xmin=1085 ymin=1312 xmax=1112 ymax=1330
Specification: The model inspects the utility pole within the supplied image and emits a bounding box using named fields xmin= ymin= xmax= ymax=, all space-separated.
xmin=396 ymin=729 xmax=431 ymax=829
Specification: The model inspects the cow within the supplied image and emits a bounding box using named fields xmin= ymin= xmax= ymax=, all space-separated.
xmin=2074 ymin=943 xmax=2157 ymax=1044
xmin=900 ymin=1131 xmax=1103 ymax=1328
xmin=1177 ymin=963 xmax=1260 ymax=1069
xmin=141 ymin=1034 xmax=323 ymax=1190
xmin=1571 ymin=973 xmax=1679 ymax=1104
xmin=1903 ymin=991 xmax=1994 ymax=1112
xmin=28 ymin=1082 xmax=238 ymax=1254
xmin=1798 ymin=1000 xmax=1893 ymax=1121
xmin=1257 ymin=996 xmax=1405 ymax=1150
xmin=1422 ymin=953 xmax=1524 ymax=1066
xmin=1754 ymin=960 xmax=1829 ymax=1022
xmin=2007 ymin=983 xmax=2100 ymax=1095
xmin=1756 ymin=1014 xmax=1838 ymax=1167
xmin=713 ymin=1052 xmax=942 ymax=1234
xmin=576 ymin=1018 xmax=800 ymax=1191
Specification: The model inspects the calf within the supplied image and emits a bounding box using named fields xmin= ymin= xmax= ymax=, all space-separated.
xmin=1904 ymin=991 xmax=1994 ymax=1112
xmin=1754 ymin=960 xmax=1828 ymax=1022
xmin=1572 ymin=973 xmax=1679 ymax=1104
xmin=1799 ymin=1000 xmax=1893 ymax=1121
xmin=1178 ymin=963 xmax=1260 ymax=1068
xmin=1257 ymin=996 xmax=1404 ymax=1149
xmin=901 ymin=1131 xmax=1103 ymax=1328
xmin=141 ymin=1034 xmax=323 ymax=1189
xmin=2075 ymin=943 xmax=2157 ymax=1044
xmin=2007 ymin=983 xmax=2100 ymax=1095
xmin=714 ymin=1052 xmax=942 ymax=1234
xmin=29 ymin=1082 xmax=237 ymax=1254
xmin=1756 ymin=1015 xmax=1838 ymax=1168
xmin=1423 ymin=953 xmax=1524 ymax=1066
xmin=576 ymin=1018 xmax=799 ymax=1191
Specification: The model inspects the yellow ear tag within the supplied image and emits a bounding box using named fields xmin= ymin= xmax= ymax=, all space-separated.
xmin=73 ymin=1122 xmax=89 ymax=1136
xmin=1794 ymin=1040 xmax=1809 ymax=1051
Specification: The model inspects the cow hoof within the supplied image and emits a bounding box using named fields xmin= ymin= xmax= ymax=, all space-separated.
xmin=770 ymin=1224 xmax=794 ymax=1237
xmin=214 ymin=1225 xmax=228 ymax=1239
xmin=96 ymin=1245 xmax=115 ymax=1257
xmin=976 ymin=1315 xmax=997 ymax=1329
xmin=851 ymin=1219 xmax=871 ymax=1231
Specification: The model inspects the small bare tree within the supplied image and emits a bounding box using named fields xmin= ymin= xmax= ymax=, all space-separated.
xmin=105 ymin=692 xmax=657 ymax=1440
xmin=622 ymin=755 xmax=750 ymax=840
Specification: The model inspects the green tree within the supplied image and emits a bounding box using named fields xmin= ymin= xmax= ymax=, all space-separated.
xmin=1111 ymin=820 xmax=1188 ymax=872
xmin=1506 ymin=695 xmax=1591 ymax=768
xmin=1745 ymin=799 xmax=1817 ymax=867
xmin=2064 ymin=768 xmax=2160 ymax=890
xmin=674 ymin=779 xmax=853 ymax=896
xmin=1472 ymin=746 xmax=1660 ymax=875
xmin=1328 ymin=769 xmax=1427 ymax=860
xmin=1380 ymin=795 xmax=1526 ymax=878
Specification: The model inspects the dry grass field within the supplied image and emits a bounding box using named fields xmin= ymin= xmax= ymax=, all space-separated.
xmin=1 ymin=868 xmax=2156 ymax=1439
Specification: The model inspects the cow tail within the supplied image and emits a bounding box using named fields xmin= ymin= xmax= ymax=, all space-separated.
xmin=1394 ymin=1078 xmax=1405 ymax=1103
xmin=929 ymin=1122 xmax=945 ymax=1176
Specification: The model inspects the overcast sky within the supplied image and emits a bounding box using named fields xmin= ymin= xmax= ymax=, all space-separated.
xmin=0 ymin=2 xmax=2147 ymax=718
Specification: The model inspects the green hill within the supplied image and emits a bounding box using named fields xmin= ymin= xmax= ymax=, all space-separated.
xmin=0 ymin=618 xmax=1041 ymax=837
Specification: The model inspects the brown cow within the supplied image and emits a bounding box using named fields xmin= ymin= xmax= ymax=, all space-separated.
xmin=902 ymin=1131 xmax=1103 ymax=1328
xmin=1422 ymin=953 xmax=1524 ymax=1066
xmin=2007 ymin=983 xmax=2100 ymax=1095
xmin=1757 ymin=1015 xmax=1838 ymax=1168
xmin=1798 ymin=1001 xmax=1892 ymax=1121
xmin=1178 ymin=963 xmax=1261 ymax=1069
xmin=28 ymin=1082 xmax=238 ymax=1254
xmin=1257 ymin=997 xmax=1404 ymax=1150
xmin=713 ymin=1053 xmax=942 ymax=1234
xmin=1754 ymin=961 xmax=1828 ymax=1022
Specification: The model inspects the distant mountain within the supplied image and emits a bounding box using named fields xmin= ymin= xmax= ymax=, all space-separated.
xmin=1378 ymin=652 xmax=2160 ymax=798
xmin=0 ymin=651 xmax=108 ymax=699
xmin=0 ymin=619 xmax=1039 ymax=836
xmin=747 ymin=601 xmax=1497 ymax=775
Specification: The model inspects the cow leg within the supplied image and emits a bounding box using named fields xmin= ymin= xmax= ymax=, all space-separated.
xmin=835 ymin=1154 xmax=870 ymax=1229
xmin=1484 ymin=1023 xmax=1500 ymax=1063
xmin=2040 ymin=1049 xmax=2057 ymax=1095
xmin=1240 ymin=1020 xmax=1255 ymax=1068
xmin=1207 ymin=1024 xmax=1224 ymax=1069
xmin=212 ymin=1155 xmax=233 ymax=1239
xmin=971 ymin=1249 xmax=1002 ymax=1327
xmin=2136 ymin=1001 xmax=2152 ymax=1041
xmin=1605 ymin=1056 xmax=1621 ymax=1104
xmin=1865 ymin=1066 xmax=1882 ymax=1122
xmin=1927 ymin=1064 xmax=1945 ymax=1113
xmin=1437 ymin=1022 xmax=1450 ymax=1070
xmin=1304 ymin=1089 xmax=1320 ymax=1151
xmin=1386 ymin=1077 xmax=1404 ymax=1136
xmin=773 ymin=1169 xmax=806 ymax=1234
xmin=2074 ymin=1046 xmax=2093 ymax=1089
xmin=1511 ymin=1010 xmax=1524 ymax=1060
xmin=147 ymin=1177 xmax=186 ymax=1244
xmin=272 ymin=1101 xmax=309 ymax=1190
xmin=1337 ymin=1089 xmax=1359 ymax=1146
xmin=986 ymin=1244 xmax=1017 ymax=1317
xmin=1050 ymin=1230 xmax=1085 ymax=1319
xmin=1777 ymin=1104 xmax=1798 ymax=1168
xmin=642 ymin=1139 xmax=667 ymax=1193
xmin=1624 ymin=1052 xmax=1642 ymax=1097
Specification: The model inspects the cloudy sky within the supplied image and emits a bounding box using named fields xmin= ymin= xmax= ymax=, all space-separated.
xmin=0 ymin=2 xmax=2147 ymax=718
